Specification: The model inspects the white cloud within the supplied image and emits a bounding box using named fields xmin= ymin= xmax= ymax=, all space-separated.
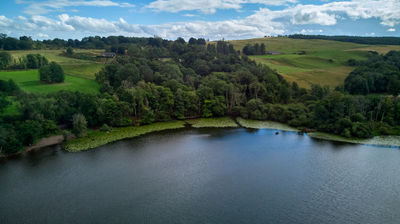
xmin=387 ymin=28 xmax=396 ymax=32
xmin=146 ymin=0 xmax=297 ymax=14
xmin=2 ymin=0 xmax=400 ymax=40
xmin=16 ymin=0 xmax=134 ymax=15
xmin=183 ymin=14 xmax=197 ymax=17
xmin=36 ymin=33 xmax=50 ymax=38
xmin=0 ymin=15 xmax=13 ymax=27
xmin=300 ymin=29 xmax=323 ymax=34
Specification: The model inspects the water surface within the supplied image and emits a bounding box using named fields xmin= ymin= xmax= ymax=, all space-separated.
xmin=1 ymin=128 xmax=400 ymax=223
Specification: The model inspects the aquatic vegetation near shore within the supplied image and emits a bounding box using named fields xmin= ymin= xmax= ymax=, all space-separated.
xmin=308 ymin=132 xmax=400 ymax=148
xmin=64 ymin=121 xmax=186 ymax=152
xmin=186 ymin=117 xmax=238 ymax=128
xmin=236 ymin=117 xmax=298 ymax=132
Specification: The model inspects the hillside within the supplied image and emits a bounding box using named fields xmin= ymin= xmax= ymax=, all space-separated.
xmin=228 ymin=37 xmax=400 ymax=88
xmin=7 ymin=49 xmax=104 ymax=80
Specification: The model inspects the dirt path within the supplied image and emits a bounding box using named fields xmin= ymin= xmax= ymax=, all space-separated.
xmin=25 ymin=135 xmax=64 ymax=152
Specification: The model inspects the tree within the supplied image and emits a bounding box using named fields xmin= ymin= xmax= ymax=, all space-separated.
xmin=0 ymin=51 xmax=12 ymax=69
xmin=0 ymin=94 xmax=10 ymax=113
xmin=39 ymin=62 xmax=65 ymax=83
xmin=66 ymin=47 xmax=74 ymax=56
xmin=260 ymin=43 xmax=266 ymax=55
xmin=72 ymin=113 xmax=88 ymax=137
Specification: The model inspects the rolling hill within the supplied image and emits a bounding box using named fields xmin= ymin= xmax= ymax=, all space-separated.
xmin=228 ymin=37 xmax=400 ymax=88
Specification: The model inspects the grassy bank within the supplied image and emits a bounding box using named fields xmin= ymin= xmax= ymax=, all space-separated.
xmin=236 ymin=117 xmax=298 ymax=131
xmin=64 ymin=121 xmax=186 ymax=152
xmin=186 ymin=117 xmax=238 ymax=128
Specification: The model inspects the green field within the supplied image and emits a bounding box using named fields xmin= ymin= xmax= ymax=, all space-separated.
xmin=228 ymin=37 xmax=400 ymax=88
xmin=7 ymin=49 xmax=104 ymax=80
xmin=0 ymin=70 xmax=99 ymax=94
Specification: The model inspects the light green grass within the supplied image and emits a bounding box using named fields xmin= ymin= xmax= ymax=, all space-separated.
xmin=308 ymin=132 xmax=400 ymax=147
xmin=236 ymin=117 xmax=298 ymax=132
xmin=0 ymin=70 xmax=99 ymax=93
xmin=64 ymin=121 xmax=186 ymax=152
xmin=227 ymin=37 xmax=400 ymax=88
xmin=186 ymin=117 xmax=238 ymax=128
xmin=6 ymin=49 xmax=104 ymax=80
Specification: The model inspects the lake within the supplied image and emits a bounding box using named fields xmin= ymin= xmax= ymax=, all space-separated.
xmin=1 ymin=128 xmax=400 ymax=223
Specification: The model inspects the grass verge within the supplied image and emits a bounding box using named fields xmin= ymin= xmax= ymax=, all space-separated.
xmin=236 ymin=117 xmax=298 ymax=132
xmin=64 ymin=121 xmax=186 ymax=152
xmin=186 ymin=117 xmax=238 ymax=128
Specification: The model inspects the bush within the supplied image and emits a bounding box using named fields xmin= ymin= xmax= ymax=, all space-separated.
xmin=39 ymin=62 xmax=65 ymax=83
xmin=66 ymin=47 xmax=74 ymax=56
xmin=72 ymin=113 xmax=88 ymax=137
xmin=100 ymin=124 xmax=112 ymax=132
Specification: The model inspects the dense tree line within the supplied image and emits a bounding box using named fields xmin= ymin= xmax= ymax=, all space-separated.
xmin=1 ymin=36 xmax=400 ymax=155
xmin=289 ymin=34 xmax=400 ymax=45
xmin=0 ymin=35 xmax=34 ymax=50
xmin=242 ymin=43 xmax=266 ymax=55
xmin=344 ymin=51 xmax=400 ymax=95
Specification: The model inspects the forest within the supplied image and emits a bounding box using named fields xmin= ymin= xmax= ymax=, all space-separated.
xmin=1 ymin=36 xmax=400 ymax=155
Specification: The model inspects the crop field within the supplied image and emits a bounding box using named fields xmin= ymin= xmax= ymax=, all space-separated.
xmin=0 ymin=70 xmax=99 ymax=94
xmin=228 ymin=37 xmax=400 ymax=88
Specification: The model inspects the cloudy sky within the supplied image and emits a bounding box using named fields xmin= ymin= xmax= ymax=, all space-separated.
xmin=0 ymin=0 xmax=399 ymax=40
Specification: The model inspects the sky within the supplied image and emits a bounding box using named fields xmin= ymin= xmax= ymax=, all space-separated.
xmin=0 ymin=0 xmax=399 ymax=40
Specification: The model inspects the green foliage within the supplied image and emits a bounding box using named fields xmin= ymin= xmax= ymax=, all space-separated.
xmin=0 ymin=125 xmax=23 ymax=154
xmin=344 ymin=51 xmax=400 ymax=95
xmin=242 ymin=43 xmax=266 ymax=55
xmin=72 ymin=113 xmax=88 ymax=137
xmin=100 ymin=124 xmax=111 ymax=132
xmin=0 ymin=94 xmax=10 ymax=113
xmin=66 ymin=47 xmax=74 ymax=56
xmin=0 ymin=51 xmax=12 ymax=69
xmin=39 ymin=62 xmax=65 ymax=83
xmin=26 ymin=54 xmax=48 ymax=69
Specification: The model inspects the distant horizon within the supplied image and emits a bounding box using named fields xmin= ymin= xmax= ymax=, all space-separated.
xmin=0 ymin=0 xmax=399 ymax=40
xmin=3 ymin=33 xmax=400 ymax=42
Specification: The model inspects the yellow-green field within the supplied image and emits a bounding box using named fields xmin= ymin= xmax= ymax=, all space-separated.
xmin=228 ymin=37 xmax=400 ymax=88
xmin=7 ymin=49 xmax=104 ymax=80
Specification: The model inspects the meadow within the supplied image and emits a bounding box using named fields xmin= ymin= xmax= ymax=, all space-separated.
xmin=229 ymin=37 xmax=400 ymax=88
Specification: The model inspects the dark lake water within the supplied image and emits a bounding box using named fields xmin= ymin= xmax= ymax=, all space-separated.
xmin=1 ymin=128 xmax=400 ymax=224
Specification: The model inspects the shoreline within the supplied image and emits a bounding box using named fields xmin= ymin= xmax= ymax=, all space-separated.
xmin=2 ymin=117 xmax=400 ymax=157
